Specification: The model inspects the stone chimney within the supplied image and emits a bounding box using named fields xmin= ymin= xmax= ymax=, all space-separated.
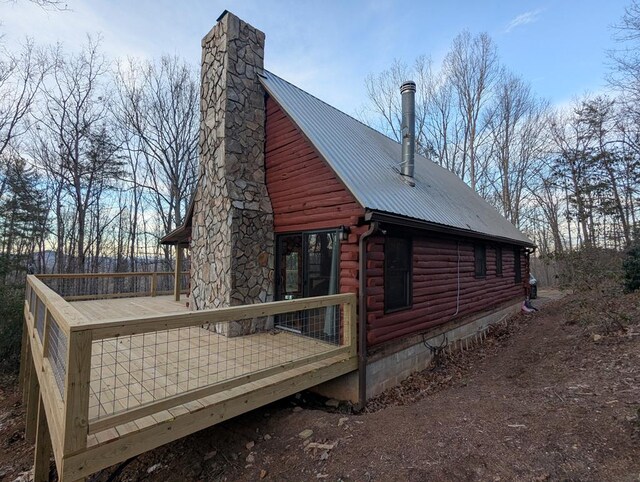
xmin=190 ymin=11 xmax=274 ymax=315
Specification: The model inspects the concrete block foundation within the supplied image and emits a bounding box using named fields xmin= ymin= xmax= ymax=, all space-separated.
xmin=313 ymin=299 xmax=522 ymax=403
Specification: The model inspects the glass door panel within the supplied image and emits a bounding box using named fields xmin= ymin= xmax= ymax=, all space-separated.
xmin=306 ymin=232 xmax=339 ymax=341
xmin=276 ymin=234 xmax=304 ymax=332
xmin=275 ymin=230 xmax=339 ymax=340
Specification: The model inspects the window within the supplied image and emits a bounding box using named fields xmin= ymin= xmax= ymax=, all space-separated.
xmin=474 ymin=244 xmax=486 ymax=278
xmin=384 ymin=237 xmax=412 ymax=312
xmin=495 ymin=246 xmax=503 ymax=276
xmin=276 ymin=231 xmax=339 ymax=300
xmin=514 ymin=248 xmax=522 ymax=283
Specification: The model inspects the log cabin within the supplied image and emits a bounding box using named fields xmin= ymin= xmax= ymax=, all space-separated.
xmin=163 ymin=10 xmax=535 ymax=404
xmin=21 ymin=11 xmax=536 ymax=480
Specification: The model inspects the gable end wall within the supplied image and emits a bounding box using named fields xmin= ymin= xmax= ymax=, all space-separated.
xmin=264 ymin=96 xmax=367 ymax=297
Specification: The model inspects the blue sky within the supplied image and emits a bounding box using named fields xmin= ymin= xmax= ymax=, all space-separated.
xmin=0 ymin=0 xmax=630 ymax=114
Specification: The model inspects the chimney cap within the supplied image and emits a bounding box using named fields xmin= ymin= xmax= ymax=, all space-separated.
xmin=400 ymin=81 xmax=416 ymax=93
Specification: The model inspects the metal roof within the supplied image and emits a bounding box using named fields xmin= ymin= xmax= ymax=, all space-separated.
xmin=259 ymin=70 xmax=533 ymax=247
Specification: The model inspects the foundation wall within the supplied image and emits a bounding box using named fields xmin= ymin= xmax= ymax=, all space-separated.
xmin=313 ymin=299 xmax=522 ymax=403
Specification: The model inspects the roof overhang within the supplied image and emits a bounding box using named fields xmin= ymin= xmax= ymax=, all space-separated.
xmin=365 ymin=210 xmax=536 ymax=248
xmin=160 ymin=195 xmax=195 ymax=246
xmin=160 ymin=225 xmax=191 ymax=246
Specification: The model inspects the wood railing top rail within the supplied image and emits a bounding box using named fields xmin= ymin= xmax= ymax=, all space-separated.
xmin=36 ymin=271 xmax=189 ymax=280
xmin=68 ymin=293 xmax=356 ymax=339
xmin=26 ymin=275 xmax=90 ymax=337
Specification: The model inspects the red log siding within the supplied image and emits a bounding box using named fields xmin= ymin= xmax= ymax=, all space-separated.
xmin=264 ymin=96 xmax=366 ymax=296
xmin=264 ymin=96 xmax=529 ymax=344
xmin=366 ymin=234 xmax=528 ymax=345
xmin=265 ymin=96 xmax=364 ymax=233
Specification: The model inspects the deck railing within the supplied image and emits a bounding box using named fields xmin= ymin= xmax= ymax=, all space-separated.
xmin=37 ymin=271 xmax=189 ymax=301
xmin=22 ymin=274 xmax=90 ymax=472
xmin=21 ymin=273 xmax=357 ymax=481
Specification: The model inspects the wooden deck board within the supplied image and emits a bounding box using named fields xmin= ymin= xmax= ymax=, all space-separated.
xmin=72 ymin=295 xmax=189 ymax=322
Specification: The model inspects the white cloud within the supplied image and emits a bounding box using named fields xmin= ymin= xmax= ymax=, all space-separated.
xmin=505 ymin=9 xmax=543 ymax=33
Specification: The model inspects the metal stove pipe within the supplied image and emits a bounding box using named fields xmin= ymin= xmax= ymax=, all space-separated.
xmin=400 ymin=81 xmax=416 ymax=178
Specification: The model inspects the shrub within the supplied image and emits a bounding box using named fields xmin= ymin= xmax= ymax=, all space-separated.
xmin=0 ymin=283 xmax=25 ymax=374
xmin=556 ymin=247 xmax=623 ymax=292
xmin=623 ymin=240 xmax=640 ymax=292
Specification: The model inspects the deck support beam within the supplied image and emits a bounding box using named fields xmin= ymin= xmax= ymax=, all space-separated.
xmin=34 ymin=396 xmax=52 ymax=482
xmin=19 ymin=318 xmax=29 ymax=393
xmin=24 ymin=349 xmax=39 ymax=443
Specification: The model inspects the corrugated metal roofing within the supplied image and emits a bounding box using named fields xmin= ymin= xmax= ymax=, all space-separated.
xmin=259 ymin=70 xmax=533 ymax=246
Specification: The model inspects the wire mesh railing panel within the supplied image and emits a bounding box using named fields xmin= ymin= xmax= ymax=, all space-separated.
xmin=46 ymin=313 xmax=68 ymax=399
xmin=37 ymin=272 xmax=188 ymax=301
xmin=35 ymin=296 xmax=45 ymax=342
xmin=88 ymin=304 xmax=344 ymax=421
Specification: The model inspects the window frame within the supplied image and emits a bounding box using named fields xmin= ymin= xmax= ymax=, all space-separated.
xmin=474 ymin=244 xmax=487 ymax=278
xmin=384 ymin=236 xmax=413 ymax=313
xmin=274 ymin=228 xmax=341 ymax=301
xmin=495 ymin=246 xmax=503 ymax=277
xmin=514 ymin=247 xmax=522 ymax=284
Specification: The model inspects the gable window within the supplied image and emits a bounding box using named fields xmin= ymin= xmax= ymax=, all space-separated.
xmin=474 ymin=244 xmax=486 ymax=278
xmin=384 ymin=237 xmax=412 ymax=312
xmin=495 ymin=246 xmax=503 ymax=276
xmin=514 ymin=248 xmax=522 ymax=283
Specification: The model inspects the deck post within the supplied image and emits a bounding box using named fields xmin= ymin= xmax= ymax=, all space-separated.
xmin=24 ymin=352 xmax=39 ymax=443
xmin=19 ymin=317 xmax=29 ymax=394
xmin=21 ymin=331 xmax=30 ymax=402
xmin=33 ymin=395 xmax=52 ymax=482
xmin=62 ymin=330 xmax=92 ymax=458
xmin=174 ymin=246 xmax=182 ymax=302
xmin=151 ymin=272 xmax=158 ymax=297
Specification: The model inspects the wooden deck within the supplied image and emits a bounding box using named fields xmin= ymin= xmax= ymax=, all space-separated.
xmin=22 ymin=276 xmax=358 ymax=481
xmin=76 ymin=297 xmax=342 ymax=429
xmin=72 ymin=295 xmax=189 ymax=321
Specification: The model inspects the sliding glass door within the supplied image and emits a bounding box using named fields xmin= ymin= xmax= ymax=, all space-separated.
xmin=275 ymin=230 xmax=339 ymax=340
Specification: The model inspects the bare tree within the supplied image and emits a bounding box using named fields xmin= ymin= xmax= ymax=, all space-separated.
xmin=609 ymin=0 xmax=640 ymax=105
xmin=33 ymin=39 xmax=122 ymax=273
xmin=3 ymin=0 xmax=69 ymax=10
xmin=425 ymin=73 xmax=464 ymax=175
xmin=113 ymin=55 xmax=198 ymax=248
xmin=362 ymin=56 xmax=435 ymax=158
xmin=526 ymin=167 xmax=566 ymax=254
xmin=443 ymin=31 xmax=498 ymax=191
xmin=0 ymin=40 xmax=47 ymax=159
xmin=484 ymin=71 xmax=549 ymax=226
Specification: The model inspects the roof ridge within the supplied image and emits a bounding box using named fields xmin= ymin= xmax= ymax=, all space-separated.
xmin=260 ymin=69 xmax=409 ymax=152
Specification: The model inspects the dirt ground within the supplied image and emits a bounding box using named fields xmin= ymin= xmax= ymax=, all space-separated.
xmin=1 ymin=289 xmax=639 ymax=482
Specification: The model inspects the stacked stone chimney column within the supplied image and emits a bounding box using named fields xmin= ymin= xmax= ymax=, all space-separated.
xmin=190 ymin=12 xmax=274 ymax=334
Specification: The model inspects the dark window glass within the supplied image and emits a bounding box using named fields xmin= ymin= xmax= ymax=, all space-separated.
xmin=474 ymin=244 xmax=486 ymax=277
xmin=495 ymin=246 xmax=503 ymax=276
xmin=276 ymin=231 xmax=339 ymax=300
xmin=384 ymin=237 xmax=412 ymax=311
xmin=514 ymin=248 xmax=522 ymax=283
